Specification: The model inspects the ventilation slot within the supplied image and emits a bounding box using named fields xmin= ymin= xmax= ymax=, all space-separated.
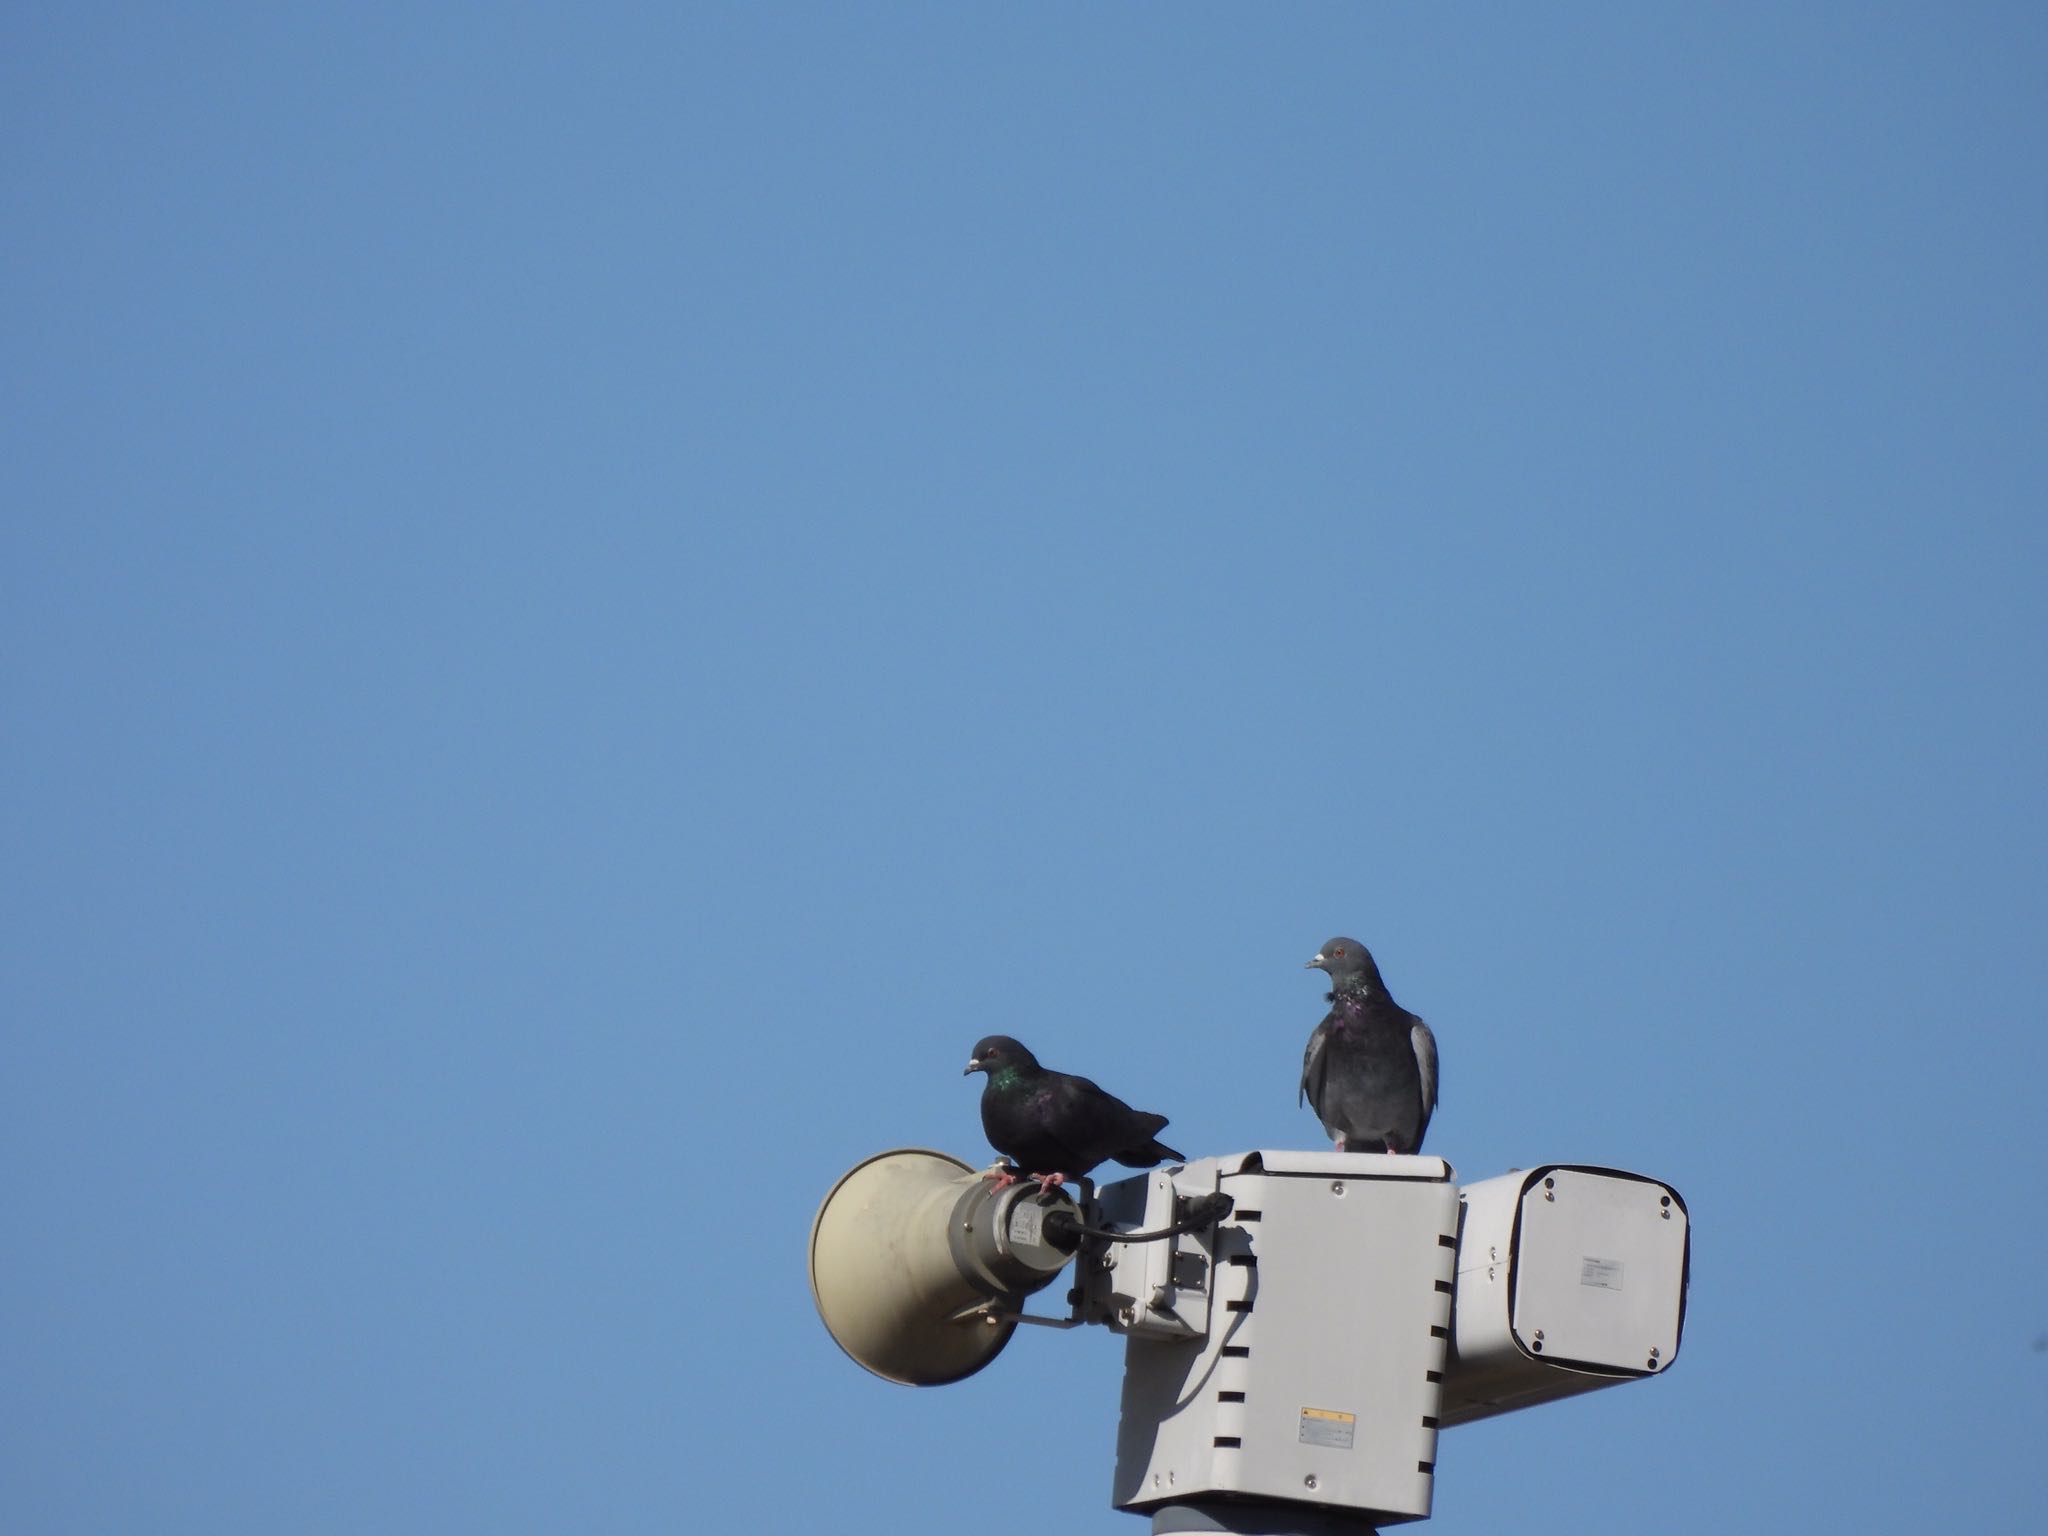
xmin=1222 ymin=1345 xmax=1251 ymax=1359
xmin=1214 ymin=1436 xmax=1242 ymax=1449
xmin=1218 ymin=1390 xmax=1246 ymax=1403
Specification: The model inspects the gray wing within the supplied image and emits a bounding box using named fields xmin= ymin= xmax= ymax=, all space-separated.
xmin=1410 ymin=1017 xmax=1439 ymax=1142
xmin=1300 ymin=1020 xmax=1330 ymax=1110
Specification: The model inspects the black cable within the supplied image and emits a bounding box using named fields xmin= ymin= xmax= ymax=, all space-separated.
xmin=1042 ymin=1192 xmax=1235 ymax=1249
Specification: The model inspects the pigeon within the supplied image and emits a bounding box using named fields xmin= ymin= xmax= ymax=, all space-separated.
xmin=1300 ymin=936 xmax=1439 ymax=1154
xmin=964 ymin=1035 xmax=1183 ymax=1192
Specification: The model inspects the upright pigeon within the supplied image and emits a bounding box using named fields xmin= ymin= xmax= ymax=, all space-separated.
xmin=1300 ymin=936 xmax=1439 ymax=1154
xmin=964 ymin=1035 xmax=1183 ymax=1191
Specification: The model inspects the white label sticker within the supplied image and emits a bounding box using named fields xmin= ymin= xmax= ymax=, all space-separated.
xmin=1299 ymin=1408 xmax=1356 ymax=1450
xmin=1579 ymin=1256 xmax=1624 ymax=1291
xmin=1008 ymin=1201 xmax=1045 ymax=1248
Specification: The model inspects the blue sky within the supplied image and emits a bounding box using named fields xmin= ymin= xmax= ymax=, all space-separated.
xmin=4 ymin=6 xmax=2044 ymax=1532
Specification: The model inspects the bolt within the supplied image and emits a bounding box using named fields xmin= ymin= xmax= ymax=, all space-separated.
xmin=1330 ymin=1181 xmax=1346 ymax=1196
xmin=1304 ymin=1475 xmax=1319 ymax=1491
xmin=1649 ymin=1346 xmax=1660 ymax=1358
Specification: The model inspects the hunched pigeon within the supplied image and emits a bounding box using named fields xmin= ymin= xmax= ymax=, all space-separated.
xmin=964 ymin=1035 xmax=1183 ymax=1192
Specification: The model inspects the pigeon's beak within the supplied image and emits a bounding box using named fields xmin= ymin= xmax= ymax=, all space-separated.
xmin=1305 ymin=954 xmax=1325 ymax=969
xmin=963 ymin=1057 xmax=983 ymax=1076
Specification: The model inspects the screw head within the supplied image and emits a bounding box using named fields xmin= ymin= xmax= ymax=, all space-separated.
xmin=1304 ymin=1475 xmax=1319 ymax=1491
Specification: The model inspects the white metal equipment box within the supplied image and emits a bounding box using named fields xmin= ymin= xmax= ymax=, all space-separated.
xmin=1102 ymin=1151 xmax=1461 ymax=1527
xmin=1444 ymin=1164 xmax=1690 ymax=1426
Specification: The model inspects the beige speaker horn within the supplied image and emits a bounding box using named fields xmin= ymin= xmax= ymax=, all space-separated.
xmin=809 ymin=1147 xmax=1078 ymax=1386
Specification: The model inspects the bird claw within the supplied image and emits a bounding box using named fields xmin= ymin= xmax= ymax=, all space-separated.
xmin=1032 ymin=1172 xmax=1069 ymax=1195
xmin=1331 ymin=1135 xmax=1400 ymax=1155
xmin=983 ymin=1165 xmax=1021 ymax=1192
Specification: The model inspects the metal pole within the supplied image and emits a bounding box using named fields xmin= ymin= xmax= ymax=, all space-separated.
xmin=1148 ymin=1501 xmax=1380 ymax=1536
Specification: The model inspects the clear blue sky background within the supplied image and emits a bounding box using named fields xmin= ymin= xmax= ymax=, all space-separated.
xmin=5 ymin=7 xmax=2044 ymax=1533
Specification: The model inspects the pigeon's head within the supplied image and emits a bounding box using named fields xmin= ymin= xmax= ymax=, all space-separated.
xmin=964 ymin=1035 xmax=1038 ymax=1076
xmin=1306 ymin=937 xmax=1380 ymax=989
